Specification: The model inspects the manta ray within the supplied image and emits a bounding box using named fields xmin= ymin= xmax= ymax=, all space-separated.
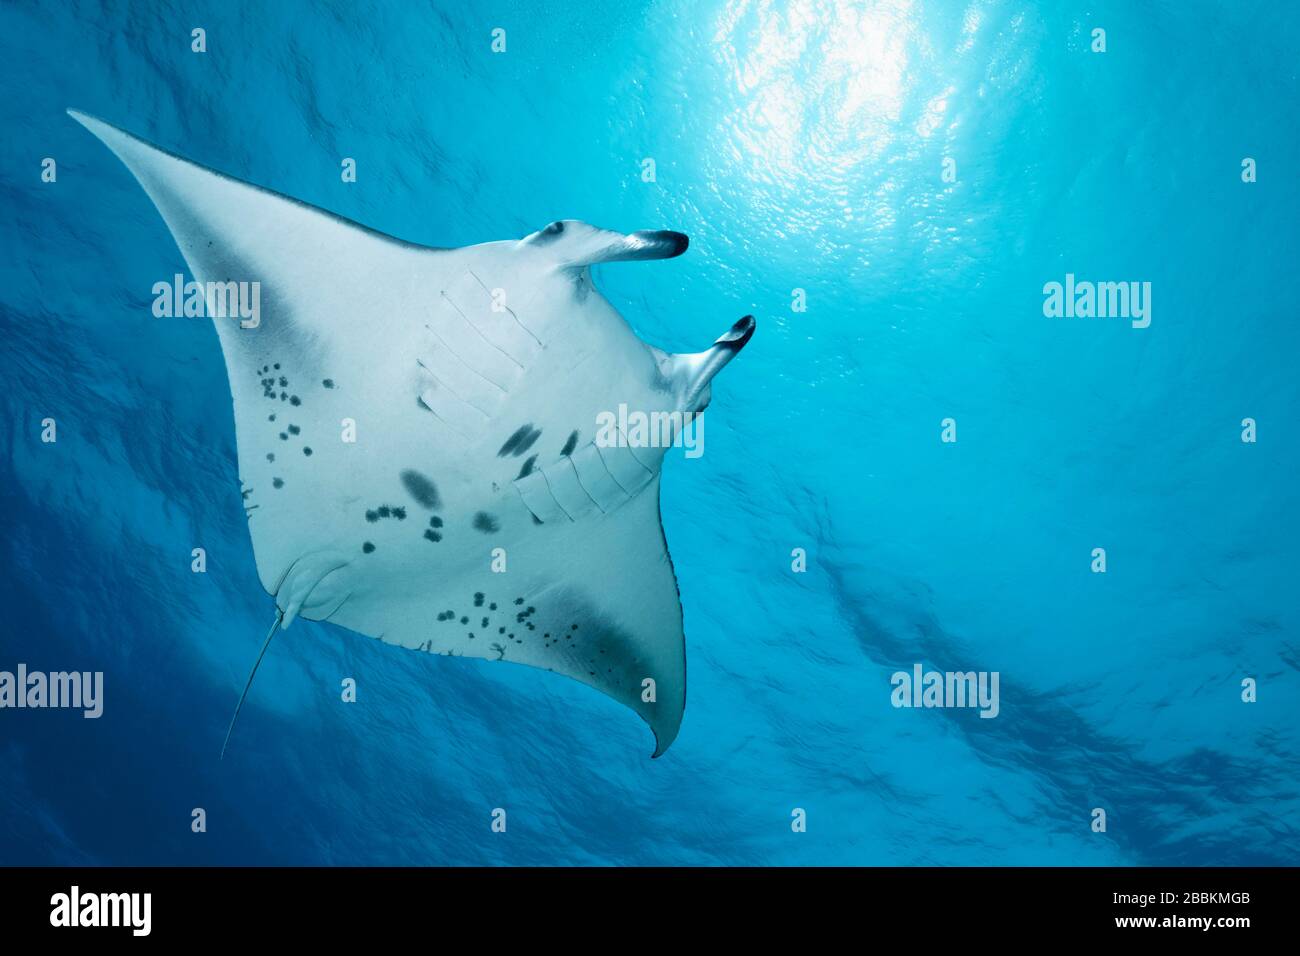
xmin=69 ymin=110 xmax=754 ymax=757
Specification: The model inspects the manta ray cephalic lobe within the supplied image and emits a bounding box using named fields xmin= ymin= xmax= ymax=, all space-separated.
xmin=69 ymin=109 xmax=755 ymax=757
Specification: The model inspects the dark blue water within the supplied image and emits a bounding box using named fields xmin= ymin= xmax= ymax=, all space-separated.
xmin=2 ymin=0 xmax=1297 ymax=865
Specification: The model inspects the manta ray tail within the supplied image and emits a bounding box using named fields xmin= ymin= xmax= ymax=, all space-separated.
xmin=220 ymin=609 xmax=285 ymax=759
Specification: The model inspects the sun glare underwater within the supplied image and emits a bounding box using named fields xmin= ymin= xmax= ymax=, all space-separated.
xmin=1 ymin=0 xmax=1298 ymax=865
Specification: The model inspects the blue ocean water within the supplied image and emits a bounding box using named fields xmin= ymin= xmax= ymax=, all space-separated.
xmin=1 ymin=0 xmax=1297 ymax=866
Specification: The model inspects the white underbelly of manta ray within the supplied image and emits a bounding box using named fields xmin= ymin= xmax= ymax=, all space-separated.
xmin=69 ymin=109 xmax=756 ymax=758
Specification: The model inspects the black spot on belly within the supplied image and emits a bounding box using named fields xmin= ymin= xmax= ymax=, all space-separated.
xmin=429 ymin=516 xmax=443 ymax=528
xmin=288 ymin=424 xmax=300 ymax=435
xmin=362 ymin=541 xmax=375 ymax=554
xmin=366 ymin=510 xmax=378 ymax=522
xmin=424 ymin=529 xmax=442 ymax=542
xmin=472 ymin=512 xmax=500 ymax=534
xmin=266 ymin=453 xmax=275 ymax=462
xmin=516 ymin=454 xmax=537 ymax=479
xmin=400 ymin=469 xmax=442 ymax=509
xmin=323 ymin=379 xmax=335 ymax=388
xmin=289 ymin=395 xmax=301 ymax=406
xmin=561 ymin=430 xmax=579 ymax=456
xmin=497 ymin=424 xmax=542 ymax=457
xmin=303 ymin=447 xmax=313 ymax=456
xmin=474 ymin=593 xmax=484 ymax=607
xmin=272 ymin=478 xmax=284 ymax=489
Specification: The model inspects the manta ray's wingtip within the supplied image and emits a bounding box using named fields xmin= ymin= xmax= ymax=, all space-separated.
xmin=66 ymin=108 xmax=120 ymax=143
xmin=649 ymin=723 xmax=680 ymax=759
